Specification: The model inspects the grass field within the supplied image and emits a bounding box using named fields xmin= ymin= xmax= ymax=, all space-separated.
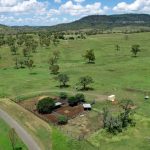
xmin=0 ymin=32 xmax=150 ymax=150
xmin=0 ymin=117 xmax=27 ymax=150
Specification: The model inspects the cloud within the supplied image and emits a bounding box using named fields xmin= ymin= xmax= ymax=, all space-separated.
xmin=113 ymin=0 xmax=150 ymax=14
xmin=74 ymin=0 xmax=85 ymax=3
xmin=54 ymin=0 xmax=61 ymax=3
xmin=0 ymin=0 xmax=45 ymax=13
xmin=60 ymin=1 xmax=107 ymax=16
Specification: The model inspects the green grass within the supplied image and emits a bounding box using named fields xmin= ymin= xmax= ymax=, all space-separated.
xmin=0 ymin=32 xmax=150 ymax=149
xmin=52 ymin=128 xmax=98 ymax=150
xmin=0 ymin=32 xmax=150 ymax=100
xmin=0 ymin=117 xmax=27 ymax=150
xmin=88 ymin=114 xmax=150 ymax=150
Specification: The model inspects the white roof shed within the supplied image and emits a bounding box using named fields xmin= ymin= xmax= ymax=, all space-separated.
xmin=83 ymin=104 xmax=92 ymax=109
xmin=55 ymin=102 xmax=62 ymax=107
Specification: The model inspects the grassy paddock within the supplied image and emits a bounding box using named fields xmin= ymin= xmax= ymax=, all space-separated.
xmin=0 ymin=32 xmax=150 ymax=149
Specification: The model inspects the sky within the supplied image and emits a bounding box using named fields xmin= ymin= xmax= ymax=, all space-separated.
xmin=0 ymin=0 xmax=150 ymax=26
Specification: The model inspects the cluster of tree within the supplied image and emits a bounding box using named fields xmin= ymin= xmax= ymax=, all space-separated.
xmin=38 ymin=32 xmax=51 ymax=47
xmin=55 ymin=73 xmax=94 ymax=91
xmin=103 ymin=99 xmax=135 ymax=134
xmin=68 ymin=93 xmax=85 ymax=106
xmin=115 ymin=44 xmax=141 ymax=57
xmin=0 ymin=34 xmax=5 ymax=47
xmin=37 ymin=97 xmax=55 ymax=114
xmin=59 ymin=92 xmax=68 ymax=100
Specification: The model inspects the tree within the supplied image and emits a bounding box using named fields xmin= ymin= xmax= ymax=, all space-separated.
xmin=0 ymin=34 xmax=5 ymax=47
xmin=37 ymin=97 xmax=55 ymax=114
xmin=53 ymin=50 xmax=60 ymax=60
xmin=103 ymin=107 xmax=109 ymax=128
xmin=56 ymin=73 xmax=69 ymax=87
xmin=59 ymin=92 xmax=68 ymax=100
xmin=13 ymin=56 xmax=19 ymax=69
xmin=18 ymin=57 xmax=25 ymax=68
xmin=9 ymin=128 xmax=17 ymax=150
xmin=31 ymin=40 xmax=38 ymax=53
xmin=22 ymin=46 xmax=30 ymax=57
xmin=83 ymin=49 xmax=95 ymax=63
xmin=77 ymin=76 xmax=94 ymax=90
xmin=115 ymin=44 xmax=120 ymax=51
xmin=10 ymin=45 xmax=18 ymax=55
xmin=26 ymin=59 xmax=34 ymax=73
xmin=131 ymin=45 xmax=140 ymax=57
xmin=102 ymin=99 xmax=135 ymax=135
xmin=68 ymin=96 xmax=78 ymax=106
xmin=106 ymin=115 xmax=122 ymax=134
xmin=58 ymin=115 xmax=68 ymax=125
xmin=75 ymin=93 xmax=85 ymax=103
xmin=49 ymin=57 xmax=57 ymax=66
xmin=7 ymin=36 xmax=16 ymax=47
xmin=49 ymin=64 xmax=59 ymax=74
xmin=120 ymin=99 xmax=135 ymax=128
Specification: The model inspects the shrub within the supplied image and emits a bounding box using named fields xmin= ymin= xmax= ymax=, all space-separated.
xmin=68 ymin=96 xmax=78 ymax=106
xmin=37 ymin=97 xmax=55 ymax=114
xmin=59 ymin=92 xmax=68 ymax=100
xmin=75 ymin=93 xmax=85 ymax=103
xmin=58 ymin=115 xmax=68 ymax=125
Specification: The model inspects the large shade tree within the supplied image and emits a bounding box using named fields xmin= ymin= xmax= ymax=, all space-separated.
xmin=55 ymin=73 xmax=69 ymax=87
xmin=83 ymin=49 xmax=95 ymax=63
xmin=37 ymin=97 xmax=55 ymax=114
xmin=77 ymin=76 xmax=94 ymax=90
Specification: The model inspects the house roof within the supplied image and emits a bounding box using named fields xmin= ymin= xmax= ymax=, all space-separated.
xmin=83 ymin=104 xmax=91 ymax=108
xmin=55 ymin=102 xmax=62 ymax=106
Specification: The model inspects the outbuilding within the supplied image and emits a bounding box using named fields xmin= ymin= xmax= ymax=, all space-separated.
xmin=83 ymin=104 xmax=92 ymax=110
xmin=55 ymin=102 xmax=62 ymax=108
xmin=108 ymin=95 xmax=116 ymax=102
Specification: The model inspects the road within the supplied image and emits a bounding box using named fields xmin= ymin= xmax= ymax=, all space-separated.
xmin=0 ymin=108 xmax=41 ymax=150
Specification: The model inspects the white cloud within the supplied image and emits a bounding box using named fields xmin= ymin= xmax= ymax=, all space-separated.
xmin=54 ymin=0 xmax=61 ymax=3
xmin=0 ymin=0 xmax=18 ymax=6
xmin=113 ymin=0 xmax=150 ymax=14
xmin=60 ymin=1 xmax=107 ymax=16
xmin=0 ymin=0 xmax=46 ymax=13
xmin=74 ymin=0 xmax=85 ymax=3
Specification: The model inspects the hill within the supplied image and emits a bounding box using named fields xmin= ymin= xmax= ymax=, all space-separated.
xmin=0 ymin=14 xmax=150 ymax=33
xmin=49 ymin=14 xmax=150 ymax=31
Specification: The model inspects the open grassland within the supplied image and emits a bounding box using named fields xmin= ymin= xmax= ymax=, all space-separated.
xmin=0 ymin=32 xmax=150 ymax=150
xmin=0 ymin=32 xmax=150 ymax=100
xmin=0 ymin=117 xmax=27 ymax=150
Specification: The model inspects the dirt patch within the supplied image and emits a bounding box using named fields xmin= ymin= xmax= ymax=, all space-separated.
xmin=55 ymin=105 xmax=84 ymax=119
xmin=19 ymin=96 xmax=84 ymax=124
xmin=61 ymin=112 xmax=103 ymax=138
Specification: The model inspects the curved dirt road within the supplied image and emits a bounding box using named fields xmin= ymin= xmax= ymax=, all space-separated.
xmin=0 ymin=108 xmax=41 ymax=150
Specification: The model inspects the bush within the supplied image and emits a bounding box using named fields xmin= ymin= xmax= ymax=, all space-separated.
xmin=37 ymin=97 xmax=55 ymax=114
xmin=68 ymin=96 xmax=78 ymax=106
xmin=59 ymin=92 xmax=68 ymax=100
xmin=58 ymin=115 xmax=68 ymax=125
xmin=75 ymin=93 xmax=85 ymax=103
